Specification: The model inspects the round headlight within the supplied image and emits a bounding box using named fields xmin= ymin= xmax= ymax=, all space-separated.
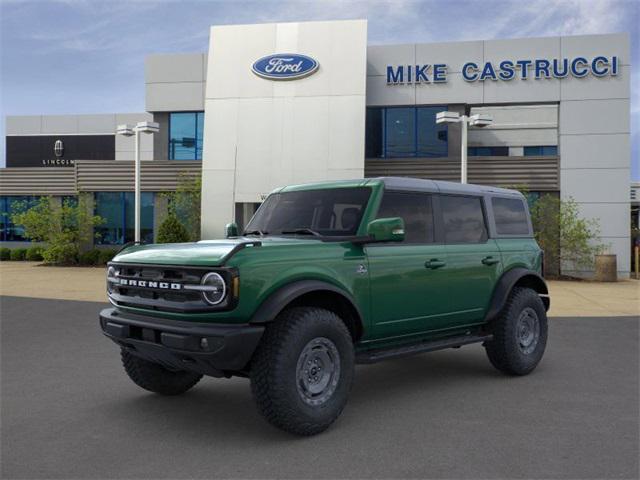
xmin=201 ymin=272 xmax=226 ymax=305
xmin=107 ymin=266 xmax=116 ymax=294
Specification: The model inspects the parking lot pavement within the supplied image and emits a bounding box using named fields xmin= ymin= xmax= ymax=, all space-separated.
xmin=1 ymin=296 xmax=638 ymax=479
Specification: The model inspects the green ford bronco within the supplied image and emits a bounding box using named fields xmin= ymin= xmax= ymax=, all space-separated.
xmin=100 ymin=177 xmax=549 ymax=435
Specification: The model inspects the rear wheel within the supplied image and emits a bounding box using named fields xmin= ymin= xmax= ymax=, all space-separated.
xmin=121 ymin=349 xmax=202 ymax=395
xmin=485 ymin=287 xmax=548 ymax=375
xmin=250 ymin=307 xmax=354 ymax=436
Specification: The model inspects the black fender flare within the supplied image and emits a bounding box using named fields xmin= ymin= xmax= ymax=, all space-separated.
xmin=249 ymin=280 xmax=364 ymax=335
xmin=484 ymin=268 xmax=550 ymax=322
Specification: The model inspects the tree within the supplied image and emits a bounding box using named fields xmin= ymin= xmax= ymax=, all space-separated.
xmin=11 ymin=196 xmax=104 ymax=265
xmin=530 ymin=195 xmax=605 ymax=276
xmin=157 ymin=213 xmax=190 ymax=243
xmin=163 ymin=173 xmax=201 ymax=241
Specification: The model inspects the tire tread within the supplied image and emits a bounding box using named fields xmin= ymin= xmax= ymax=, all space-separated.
xmin=250 ymin=307 xmax=353 ymax=436
xmin=485 ymin=287 xmax=548 ymax=376
xmin=121 ymin=349 xmax=202 ymax=395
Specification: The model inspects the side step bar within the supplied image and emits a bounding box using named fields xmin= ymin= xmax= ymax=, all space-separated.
xmin=356 ymin=333 xmax=492 ymax=364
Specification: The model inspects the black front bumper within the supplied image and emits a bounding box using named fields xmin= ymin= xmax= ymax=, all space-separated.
xmin=99 ymin=308 xmax=264 ymax=377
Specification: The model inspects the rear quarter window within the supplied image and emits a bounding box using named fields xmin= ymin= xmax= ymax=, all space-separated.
xmin=492 ymin=197 xmax=530 ymax=235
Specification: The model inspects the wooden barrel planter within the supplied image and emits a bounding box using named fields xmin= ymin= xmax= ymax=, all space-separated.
xmin=594 ymin=254 xmax=617 ymax=282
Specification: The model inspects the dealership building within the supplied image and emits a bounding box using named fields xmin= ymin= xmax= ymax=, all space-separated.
xmin=0 ymin=20 xmax=632 ymax=276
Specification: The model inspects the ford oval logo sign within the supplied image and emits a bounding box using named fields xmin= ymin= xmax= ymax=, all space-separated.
xmin=252 ymin=53 xmax=319 ymax=80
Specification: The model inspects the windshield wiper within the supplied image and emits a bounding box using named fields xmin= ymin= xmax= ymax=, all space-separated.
xmin=281 ymin=228 xmax=322 ymax=237
xmin=243 ymin=229 xmax=268 ymax=236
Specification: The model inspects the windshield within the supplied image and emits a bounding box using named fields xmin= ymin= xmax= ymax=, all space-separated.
xmin=244 ymin=187 xmax=372 ymax=237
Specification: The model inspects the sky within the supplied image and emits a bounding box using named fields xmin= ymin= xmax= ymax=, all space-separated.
xmin=1 ymin=0 xmax=638 ymax=178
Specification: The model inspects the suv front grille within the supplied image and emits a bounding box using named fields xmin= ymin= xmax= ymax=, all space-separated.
xmin=107 ymin=263 xmax=235 ymax=313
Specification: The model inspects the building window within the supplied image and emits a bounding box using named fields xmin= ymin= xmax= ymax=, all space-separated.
xmin=365 ymin=106 xmax=448 ymax=158
xmin=0 ymin=196 xmax=39 ymax=242
xmin=468 ymin=146 xmax=509 ymax=156
xmin=95 ymin=192 xmax=154 ymax=245
xmin=169 ymin=112 xmax=204 ymax=160
xmin=524 ymin=146 xmax=558 ymax=156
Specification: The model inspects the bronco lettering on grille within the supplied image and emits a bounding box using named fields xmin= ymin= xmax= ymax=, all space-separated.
xmin=118 ymin=278 xmax=182 ymax=290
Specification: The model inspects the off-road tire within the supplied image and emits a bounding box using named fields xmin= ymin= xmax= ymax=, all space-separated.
xmin=250 ymin=307 xmax=355 ymax=436
xmin=485 ymin=287 xmax=548 ymax=375
xmin=121 ymin=348 xmax=202 ymax=395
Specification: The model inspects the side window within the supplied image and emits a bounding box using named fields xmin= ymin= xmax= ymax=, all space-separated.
xmin=376 ymin=191 xmax=434 ymax=243
xmin=492 ymin=197 xmax=530 ymax=235
xmin=440 ymin=195 xmax=487 ymax=243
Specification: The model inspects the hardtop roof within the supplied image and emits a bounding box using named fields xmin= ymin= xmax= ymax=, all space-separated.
xmin=377 ymin=177 xmax=523 ymax=197
xmin=276 ymin=177 xmax=523 ymax=197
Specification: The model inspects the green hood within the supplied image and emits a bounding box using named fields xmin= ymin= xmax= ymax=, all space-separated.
xmin=112 ymin=237 xmax=320 ymax=267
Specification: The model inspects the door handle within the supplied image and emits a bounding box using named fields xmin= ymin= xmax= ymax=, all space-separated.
xmin=482 ymin=256 xmax=500 ymax=266
xmin=425 ymin=259 xmax=446 ymax=269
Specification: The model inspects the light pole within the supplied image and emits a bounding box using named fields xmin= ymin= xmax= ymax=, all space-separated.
xmin=436 ymin=111 xmax=492 ymax=184
xmin=116 ymin=121 xmax=159 ymax=243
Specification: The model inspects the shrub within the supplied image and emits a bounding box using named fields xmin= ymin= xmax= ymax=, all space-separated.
xmin=11 ymin=196 xmax=104 ymax=265
xmin=25 ymin=246 xmax=44 ymax=261
xmin=79 ymin=249 xmax=102 ymax=266
xmin=42 ymin=243 xmax=79 ymax=265
xmin=10 ymin=248 xmax=27 ymax=261
xmin=0 ymin=248 xmax=10 ymax=261
xmin=157 ymin=213 xmax=190 ymax=243
xmin=98 ymin=249 xmax=118 ymax=265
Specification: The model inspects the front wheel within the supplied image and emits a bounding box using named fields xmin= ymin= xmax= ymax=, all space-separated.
xmin=250 ymin=307 xmax=355 ymax=436
xmin=485 ymin=287 xmax=548 ymax=375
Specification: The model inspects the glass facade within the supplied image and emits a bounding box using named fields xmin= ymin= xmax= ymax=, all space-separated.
xmin=0 ymin=196 xmax=39 ymax=242
xmin=169 ymin=112 xmax=204 ymax=160
xmin=95 ymin=192 xmax=154 ymax=245
xmin=365 ymin=106 xmax=448 ymax=158
xmin=468 ymin=146 xmax=509 ymax=156
xmin=524 ymin=146 xmax=558 ymax=156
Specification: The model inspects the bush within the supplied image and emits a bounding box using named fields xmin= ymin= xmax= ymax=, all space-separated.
xmin=157 ymin=213 xmax=190 ymax=243
xmin=42 ymin=243 xmax=79 ymax=265
xmin=0 ymin=248 xmax=10 ymax=261
xmin=98 ymin=249 xmax=118 ymax=265
xmin=79 ymin=249 xmax=102 ymax=266
xmin=10 ymin=248 xmax=27 ymax=261
xmin=25 ymin=246 xmax=44 ymax=261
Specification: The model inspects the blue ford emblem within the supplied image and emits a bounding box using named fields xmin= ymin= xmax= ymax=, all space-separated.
xmin=252 ymin=53 xmax=319 ymax=80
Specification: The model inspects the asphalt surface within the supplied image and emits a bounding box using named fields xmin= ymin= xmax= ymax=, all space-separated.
xmin=1 ymin=296 xmax=638 ymax=479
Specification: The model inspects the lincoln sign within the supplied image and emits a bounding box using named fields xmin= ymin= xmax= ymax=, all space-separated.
xmin=386 ymin=55 xmax=620 ymax=84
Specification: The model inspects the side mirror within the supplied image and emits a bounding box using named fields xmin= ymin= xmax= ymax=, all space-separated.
xmin=366 ymin=217 xmax=405 ymax=243
xmin=224 ymin=222 xmax=239 ymax=238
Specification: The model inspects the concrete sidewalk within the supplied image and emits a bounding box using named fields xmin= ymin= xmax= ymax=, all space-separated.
xmin=0 ymin=262 xmax=107 ymax=303
xmin=0 ymin=261 xmax=638 ymax=317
